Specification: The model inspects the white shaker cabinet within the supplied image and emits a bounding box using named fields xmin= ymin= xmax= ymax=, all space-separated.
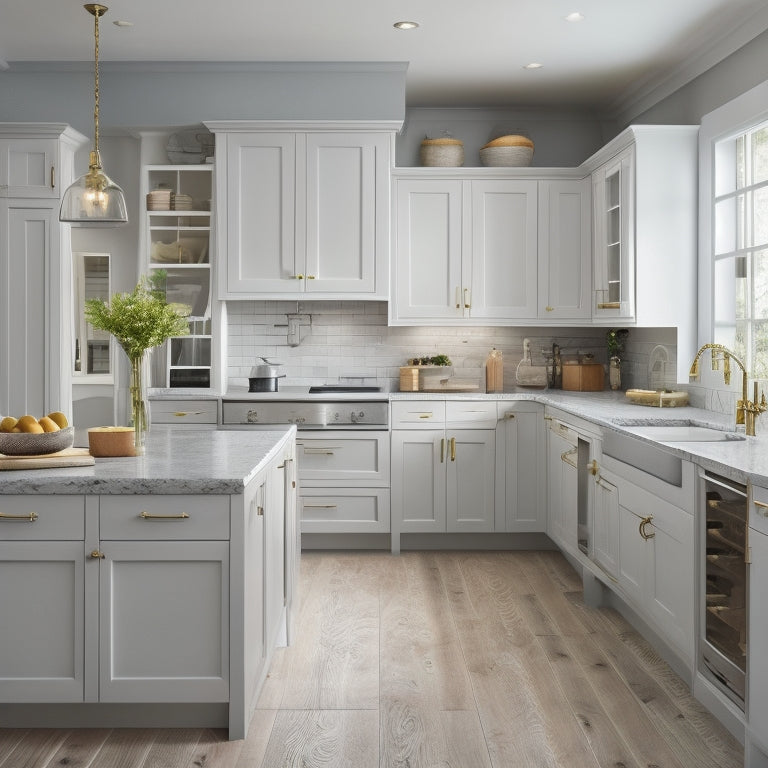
xmin=390 ymin=401 xmax=496 ymax=553
xmin=747 ymin=484 xmax=768 ymax=765
xmin=546 ymin=419 xmax=579 ymax=554
xmin=538 ymin=177 xmax=592 ymax=320
xmin=0 ymin=496 xmax=86 ymax=703
xmin=495 ymin=401 xmax=546 ymax=532
xmin=208 ymin=123 xmax=395 ymax=300
xmin=391 ymin=174 xmax=538 ymax=323
xmin=0 ymin=123 xmax=86 ymax=419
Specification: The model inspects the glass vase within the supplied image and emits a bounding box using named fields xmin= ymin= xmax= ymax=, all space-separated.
xmin=609 ymin=356 xmax=622 ymax=391
xmin=129 ymin=354 xmax=148 ymax=455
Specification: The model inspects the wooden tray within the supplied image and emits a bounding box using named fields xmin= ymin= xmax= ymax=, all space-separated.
xmin=0 ymin=447 xmax=95 ymax=470
xmin=625 ymin=389 xmax=689 ymax=407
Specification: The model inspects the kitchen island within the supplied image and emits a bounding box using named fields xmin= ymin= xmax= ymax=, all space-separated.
xmin=0 ymin=426 xmax=298 ymax=741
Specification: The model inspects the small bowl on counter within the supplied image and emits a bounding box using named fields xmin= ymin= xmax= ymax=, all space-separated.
xmin=88 ymin=427 xmax=136 ymax=457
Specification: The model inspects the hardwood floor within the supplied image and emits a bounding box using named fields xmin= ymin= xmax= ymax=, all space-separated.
xmin=0 ymin=550 xmax=743 ymax=767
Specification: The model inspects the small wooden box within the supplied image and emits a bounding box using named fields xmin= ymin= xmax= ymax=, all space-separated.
xmin=399 ymin=366 xmax=420 ymax=392
xmin=562 ymin=363 xmax=605 ymax=392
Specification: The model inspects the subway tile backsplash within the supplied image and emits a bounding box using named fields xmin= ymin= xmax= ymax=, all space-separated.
xmin=226 ymin=301 xmax=679 ymax=393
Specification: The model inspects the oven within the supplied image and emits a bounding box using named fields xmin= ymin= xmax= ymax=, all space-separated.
xmin=700 ymin=470 xmax=748 ymax=708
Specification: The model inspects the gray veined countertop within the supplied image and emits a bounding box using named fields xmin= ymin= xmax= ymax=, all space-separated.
xmin=0 ymin=425 xmax=296 ymax=495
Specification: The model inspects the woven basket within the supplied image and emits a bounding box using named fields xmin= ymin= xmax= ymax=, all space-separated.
xmin=420 ymin=137 xmax=464 ymax=167
xmin=480 ymin=135 xmax=534 ymax=167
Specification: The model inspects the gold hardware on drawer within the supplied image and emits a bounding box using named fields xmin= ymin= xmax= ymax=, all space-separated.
xmin=139 ymin=511 xmax=190 ymax=521
xmin=294 ymin=274 xmax=304 ymax=279
xmin=173 ymin=411 xmax=204 ymax=417
xmin=560 ymin=449 xmax=577 ymax=469
xmin=303 ymin=448 xmax=335 ymax=455
xmin=546 ymin=306 xmax=554 ymax=312
xmin=90 ymin=549 xmax=106 ymax=559
xmin=639 ymin=516 xmax=655 ymax=540
xmin=450 ymin=436 xmax=456 ymax=462
xmin=755 ymin=500 xmax=768 ymax=517
xmin=304 ymin=504 xmax=338 ymax=509
xmin=306 ymin=275 xmax=316 ymax=279
xmin=597 ymin=301 xmax=621 ymax=309
xmin=505 ymin=413 xmax=516 ymax=419
xmin=0 ymin=511 xmax=38 ymax=522
xmin=587 ymin=459 xmax=599 ymax=476
xmin=418 ymin=413 xmax=433 ymax=419
xmin=464 ymin=288 xmax=471 ymax=309
xmin=440 ymin=438 xmax=445 ymax=463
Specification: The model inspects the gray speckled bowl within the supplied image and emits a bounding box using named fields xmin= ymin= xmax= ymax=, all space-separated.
xmin=0 ymin=426 xmax=74 ymax=456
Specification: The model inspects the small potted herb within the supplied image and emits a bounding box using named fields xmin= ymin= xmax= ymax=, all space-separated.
xmin=606 ymin=329 xmax=629 ymax=390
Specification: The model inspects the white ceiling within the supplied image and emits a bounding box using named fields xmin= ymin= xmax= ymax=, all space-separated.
xmin=2 ymin=0 xmax=768 ymax=113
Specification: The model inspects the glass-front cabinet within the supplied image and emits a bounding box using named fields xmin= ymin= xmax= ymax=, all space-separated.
xmin=142 ymin=165 xmax=213 ymax=388
xmin=72 ymin=251 xmax=112 ymax=379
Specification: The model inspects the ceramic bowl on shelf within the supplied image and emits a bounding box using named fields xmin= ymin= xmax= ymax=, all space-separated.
xmin=0 ymin=426 xmax=74 ymax=456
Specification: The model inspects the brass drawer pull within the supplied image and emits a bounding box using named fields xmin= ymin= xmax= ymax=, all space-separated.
xmin=464 ymin=288 xmax=471 ymax=309
xmin=597 ymin=301 xmax=621 ymax=310
xmin=173 ymin=411 xmax=205 ymax=417
xmin=139 ymin=511 xmax=190 ymax=521
xmin=639 ymin=515 xmax=655 ymax=540
xmin=304 ymin=504 xmax=338 ymax=509
xmin=560 ymin=449 xmax=577 ymax=469
xmin=754 ymin=500 xmax=768 ymax=517
xmin=418 ymin=413 xmax=433 ymax=419
xmin=587 ymin=459 xmax=599 ymax=476
xmin=440 ymin=438 xmax=445 ymax=463
xmin=450 ymin=437 xmax=456 ymax=462
xmin=302 ymin=448 xmax=335 ymax=455
xmin=0 ymin=511 xmax=39 ymax=522
xmin=90 ymin=549 xmax=105 ymax=559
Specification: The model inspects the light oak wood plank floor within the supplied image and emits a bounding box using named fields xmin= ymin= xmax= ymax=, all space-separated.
xmin=0 ymin=550 xmax=744 ymax=768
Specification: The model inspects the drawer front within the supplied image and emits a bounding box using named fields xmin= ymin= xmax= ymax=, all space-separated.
xmin=752 ymin=484 xmax=768 ymax=537
xmin=297 ymin=432 xmax=389 ymax=484
xmin=300 ymin=489 xmax=390 ymax=533
xmin=0 ymin=495 xmax=84 ymax=540
xmin=391 ymin=401 xmax=446 ymax=428
xmin=150 ymin=399 xmax=218 ymax=425
xmin=446 ymin=401 xmax=497 ymax=428
xmin=100 ymin=496 xmax=230 ymax=540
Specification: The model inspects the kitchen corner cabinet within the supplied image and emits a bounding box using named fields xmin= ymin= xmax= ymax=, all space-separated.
xmin=0 ymin=123 xmax=87 ymax=419
xmin=586 ymin=125 xmax=698 ymax=376
xmin=209 ymin=125 xmax=394 ymax=300
xmin=391 ymin=175 xmax=538 ymax=323
xmin=495 ymin=401 xmax=546 ymax=532
xmin=141 ymin=164 xmax=214 ymax=389
xmin=390 ymin=401 xmax=496 ymax=552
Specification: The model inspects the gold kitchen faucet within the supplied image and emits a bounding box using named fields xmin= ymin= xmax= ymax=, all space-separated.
xmin=689 ymin=343 xmax=767 ymax=436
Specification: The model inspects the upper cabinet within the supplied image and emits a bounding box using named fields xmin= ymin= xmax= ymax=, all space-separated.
xmin=390 ymin=170 xmax=590 ymax=325
xmin=207 ymin=123 xmax=397 ymax=300
xmin=0 ymin=124 xmax=81 ymax=199
xmin=141 ymin=164 xmax=214 ymax=389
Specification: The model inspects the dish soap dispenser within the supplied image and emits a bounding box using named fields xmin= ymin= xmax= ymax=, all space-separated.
xmin=486 ymin=348 xmax=503 ymax=393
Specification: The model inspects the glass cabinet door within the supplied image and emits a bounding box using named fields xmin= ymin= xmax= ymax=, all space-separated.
xmin=72 ymin=251 xmax=112 ymax=379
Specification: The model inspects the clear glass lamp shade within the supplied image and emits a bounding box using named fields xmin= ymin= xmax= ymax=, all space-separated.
xmin=59 ymin=156 xmax=128 ymax=226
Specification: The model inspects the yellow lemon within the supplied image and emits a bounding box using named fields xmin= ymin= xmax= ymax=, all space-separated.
xmin=21 ymin=421 xmax=44 ymax=434
xmin=0 ymin=416 xmax=18 ymax=433
xmin=38 ymin=416 xmax=61 ymax=433
xmin=46 ymin=411 xmax=69 ymax=429
xmin=16 ymin=415 xmax=40 ymax=432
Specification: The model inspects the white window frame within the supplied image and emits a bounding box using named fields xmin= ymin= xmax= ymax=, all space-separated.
xmin=700 ymin=79 xmax=768 ymax=381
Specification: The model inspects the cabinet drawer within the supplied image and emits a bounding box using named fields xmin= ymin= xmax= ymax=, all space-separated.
xmin=300 ymin=489 xmax=390 ymax=533
xmin=391 ymin=401 xmax=446 ymax=428
xmin=0 ymin=495 xmax=84 ymax=540
xmin=297 ymin=432 xmax=389 ymax=485
xmin=100 ymin=496 xmax=230 ymax=540
xmin=446 ymin=401 xmax=497 ymax=428
xmin=752 ymin=484 xmax=768 ymax=537
xmin=150 ymin=399 xmax=218 ymax=425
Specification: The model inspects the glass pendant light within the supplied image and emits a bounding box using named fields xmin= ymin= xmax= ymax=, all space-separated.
xmin=60 ymin=4 xmax=128 ymax=226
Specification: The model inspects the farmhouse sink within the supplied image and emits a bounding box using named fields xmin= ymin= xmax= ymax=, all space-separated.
xmin=621 ymin=424 xmax=747 ymax=443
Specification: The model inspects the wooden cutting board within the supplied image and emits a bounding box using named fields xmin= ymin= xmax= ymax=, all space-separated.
xmin=0 ymin=447 xmax=95 ymax=470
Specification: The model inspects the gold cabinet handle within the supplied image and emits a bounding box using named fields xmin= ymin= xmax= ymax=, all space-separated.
xmin=505 ymin=413 xmax=515 ymax=419
xmin=754 ymin=500 xmax=768 ymax=517
xmin=418 ymin=413 xmax=433 ymax=419
xmin=464 ymin=288 xmax=471 ymax=309
xmin=450 ymin=436 xmax=456 ymax=462
xmin=455 ymin=287 xmax=461 ymax=309
xmin=90 ymin=549 xmax=105 ymax=559
xmin=545 ymin=306 xmax=554 ymax=312
xmin=306 ymin=275 xmax=316 ymax=280
xmin=639 ymin=516 xmax=655 ymax=540
xmin=587 ymin=459 xmax=599 ymax=476
xmin=256 ymin=506 xmax=264 ymax=516
xmin=294 ymin=274 xmax=304 ymax=280
xmin=50 ymin=166 xmax=55 ymax=189
xmin=173 ymin=411 xmax=204 ymax=417
xmin=440 ymin=437 xmax=445 ymax=463
xmin=304 ymin=504 xmax=338 ymax=509
xmin=0 ymin=511 xmax=38 ymax=522
xmin=302 ymin=448 xmax=335 ymax=455
xmin=597 ymin=302 xmax=621 ymax=309
xmin=139 ymin=511 xmax=190 ymax=521
xmin=560 ymin=448 xmax=577 ymax=468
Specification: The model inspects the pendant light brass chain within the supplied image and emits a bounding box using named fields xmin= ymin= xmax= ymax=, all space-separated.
xmin=93 ymin=5 xmax=100 ymax=155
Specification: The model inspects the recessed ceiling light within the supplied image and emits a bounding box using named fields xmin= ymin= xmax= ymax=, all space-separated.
xmin=393 ymin=21 xmax=419 ymax=30
xmin=113 ymin=19 xmax=134 ymax=27
xmin=565 ymin=12 xmax=584 ymax=22
xmin=524 ymin=62 xmax=543 ymax=70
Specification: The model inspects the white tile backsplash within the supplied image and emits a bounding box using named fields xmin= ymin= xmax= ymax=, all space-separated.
xmin=225 ymin=301 xmax=681 ymax=394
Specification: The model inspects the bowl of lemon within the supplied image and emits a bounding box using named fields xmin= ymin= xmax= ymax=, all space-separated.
xmin=0 ymin=412 xmax=74 ymax=455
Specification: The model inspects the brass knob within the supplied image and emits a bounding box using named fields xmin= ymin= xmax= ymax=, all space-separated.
xmin=90 ymin=549 xmax=106 ymax=559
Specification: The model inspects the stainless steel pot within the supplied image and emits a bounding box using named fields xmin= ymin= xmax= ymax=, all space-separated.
xmin=248 ymin=358 xmax=285 ymax=392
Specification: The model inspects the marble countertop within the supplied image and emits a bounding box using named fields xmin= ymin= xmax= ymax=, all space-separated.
xmin=0 ymin=426 xmax=296 ymax=495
